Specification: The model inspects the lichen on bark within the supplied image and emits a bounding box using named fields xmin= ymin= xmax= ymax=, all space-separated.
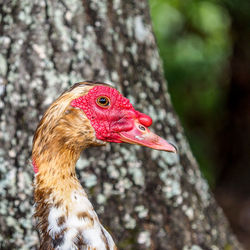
xmin=0 ymin=0 xmax=242 ymax=249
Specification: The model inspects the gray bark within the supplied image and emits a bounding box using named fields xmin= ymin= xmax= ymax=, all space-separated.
xmin=0 ymin=0 xmax=241 ymax=249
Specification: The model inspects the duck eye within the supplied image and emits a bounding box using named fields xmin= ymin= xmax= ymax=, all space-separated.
xmin=96 ymin=96 xmax=110 ymax=108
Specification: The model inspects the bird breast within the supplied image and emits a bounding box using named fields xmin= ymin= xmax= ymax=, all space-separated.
xmin=46 ymin=189 xmax=116 ymax=250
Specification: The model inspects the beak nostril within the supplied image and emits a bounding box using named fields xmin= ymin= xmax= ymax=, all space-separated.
xmin=138 ymin=125 xmax=146 ymax=131
xmin=169 ymin=142 xmax=178 ymax=152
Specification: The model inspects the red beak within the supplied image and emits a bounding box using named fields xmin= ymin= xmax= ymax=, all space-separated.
xmin=118 ymin=120 xmax=177 ymax=153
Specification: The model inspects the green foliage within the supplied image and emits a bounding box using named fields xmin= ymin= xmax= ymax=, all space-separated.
xmin=149 ymin=0 xmax=232 ymax=186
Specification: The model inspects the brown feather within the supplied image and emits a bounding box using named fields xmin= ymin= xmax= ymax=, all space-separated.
xmin=32 ymin=82 xmax=116 ymax=249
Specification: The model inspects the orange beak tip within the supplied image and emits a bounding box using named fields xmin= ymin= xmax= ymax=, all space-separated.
xmin=168 ymin=142 xmax=178 ymax=153
xmin=153 ymin=142 xmax=177 ymax=153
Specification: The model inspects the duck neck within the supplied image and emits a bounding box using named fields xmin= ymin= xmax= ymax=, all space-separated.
xmin=32 ymin=145 xmax=116 ymax=250
xmin=32 ymin=106 xmax=97 ymax=210
xmin=33 ymin=147 xmax=83 ymax=206
xmin=33 ymin=146 xmax=94 ymax=248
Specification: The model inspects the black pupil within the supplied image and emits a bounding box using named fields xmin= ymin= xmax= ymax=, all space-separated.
xmin=99 ymin=97 xmax=109 ymax=105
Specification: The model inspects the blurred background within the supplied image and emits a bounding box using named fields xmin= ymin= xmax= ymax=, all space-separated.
xmin=149 ymin=0 xmax=250 ymax=248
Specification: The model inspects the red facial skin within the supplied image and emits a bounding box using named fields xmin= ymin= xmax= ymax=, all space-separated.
xmin=71 ymin=86 xmax=176 ymax=152
xmin=32 ymin=159 xmax=38 ymax=173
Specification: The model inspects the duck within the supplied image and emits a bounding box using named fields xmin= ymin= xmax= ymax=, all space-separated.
xmin=32 ymin=81 xmax=176 ymax=250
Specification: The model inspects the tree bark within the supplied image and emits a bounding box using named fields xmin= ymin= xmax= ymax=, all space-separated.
xmin=0 ymin=0 xmax=242 ymax=249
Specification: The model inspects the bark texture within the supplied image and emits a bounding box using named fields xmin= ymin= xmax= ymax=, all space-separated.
xmin=0 ymin=0 xmax=241 ymax=249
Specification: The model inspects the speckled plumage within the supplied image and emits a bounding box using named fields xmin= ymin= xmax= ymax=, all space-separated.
xmin=32 ymin=82 xmax=116 ymax=249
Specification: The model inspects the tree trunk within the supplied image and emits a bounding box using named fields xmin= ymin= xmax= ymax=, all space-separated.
xmin=0 ymin=0 xmax=242 ymax=249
